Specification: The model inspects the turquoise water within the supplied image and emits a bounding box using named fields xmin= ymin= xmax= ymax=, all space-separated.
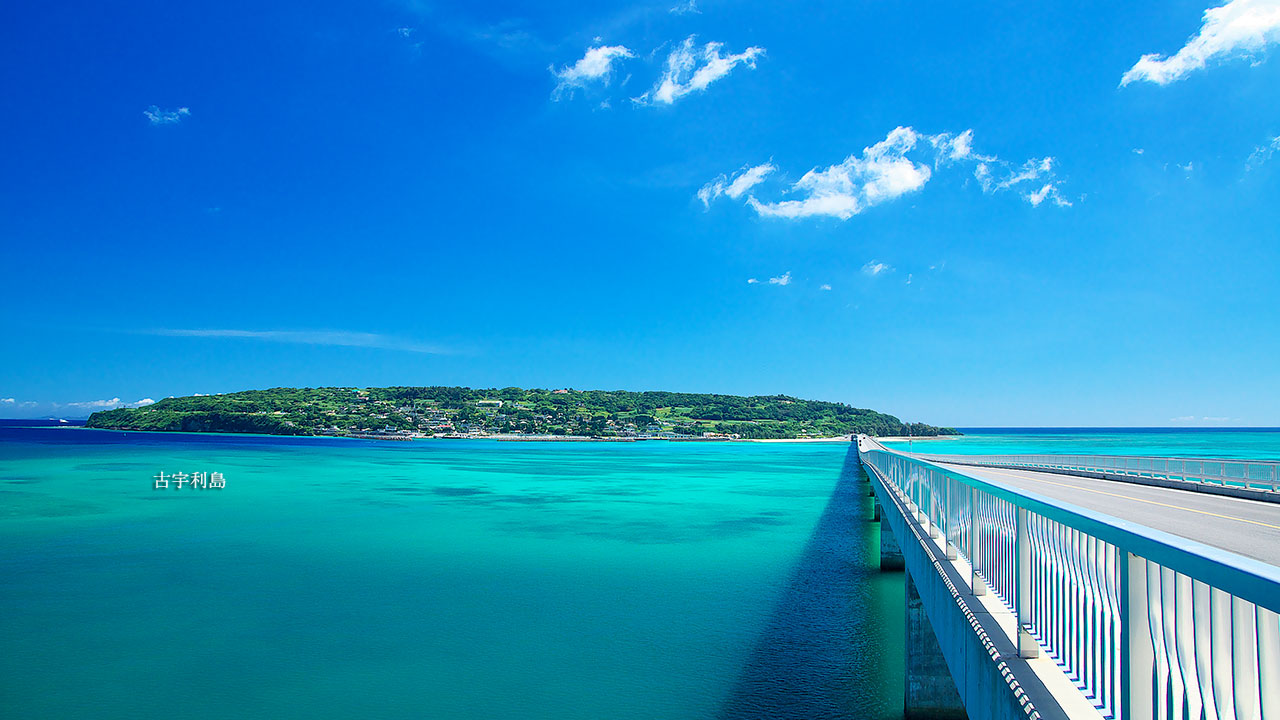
xmin=0 ymin=424 xmax=903 ymax=719
xmin=884 ymin=428 xmax=1280 ymax=460
xmin=9 ymin=425 xmax=1275 ymax=718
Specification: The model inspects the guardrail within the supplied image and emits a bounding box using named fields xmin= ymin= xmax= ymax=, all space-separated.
xmin=858 ymin=437 xmax=1280 ymax=720
xmin=912 ymin=453 xmax=1280 ymax=494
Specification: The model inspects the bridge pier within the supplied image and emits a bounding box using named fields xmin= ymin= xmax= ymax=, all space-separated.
xmin=880 ymin=511 xmax=904 ymax=570
xmin=906 ymin=572 xmax=966 ymax=719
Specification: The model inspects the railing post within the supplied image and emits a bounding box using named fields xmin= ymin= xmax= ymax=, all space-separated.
xmin=968 ymin=483 xmax=985 ymax=595
xmin=1120 ymin=551 xmax=1152 ymax=720
xmin=944 ymin=479 xmax=958 ymax=560
xmin=942 ymin=474 xmax=957 ymax=559
xmin=1017 ymin=506 xmax=1038 ymax=658
xmin=934 ymin=471 xmax=944 ymax=539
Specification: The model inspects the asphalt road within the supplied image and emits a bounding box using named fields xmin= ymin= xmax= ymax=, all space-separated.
xmin=934 ymin=462 xmax=1280 ymax=566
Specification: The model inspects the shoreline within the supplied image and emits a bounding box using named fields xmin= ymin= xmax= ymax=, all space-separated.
xmin=747 ymin=435 xmax=852 ymax=443
xmin=71 ymin=426 xmax=854 ymax=443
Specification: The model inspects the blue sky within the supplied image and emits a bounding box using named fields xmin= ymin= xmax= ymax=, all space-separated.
xmin=2 ymin=0 xmax=1279 ymax=425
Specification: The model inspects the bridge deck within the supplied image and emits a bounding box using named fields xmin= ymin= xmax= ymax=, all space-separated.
xmin=934 ymin=461 xmax=1280 ymax=565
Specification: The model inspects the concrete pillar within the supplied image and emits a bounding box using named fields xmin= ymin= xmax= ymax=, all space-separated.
xmin=872 ymin=498 xmax=881 ymax=522
xmin=906 ymin=571 xmax=966 ymax=719
xmin=880 ymin=514 xmax=905 ymax=571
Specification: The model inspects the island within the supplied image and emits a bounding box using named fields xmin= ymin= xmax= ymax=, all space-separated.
xmin=85 ymin=386 xmax=960 ymax=440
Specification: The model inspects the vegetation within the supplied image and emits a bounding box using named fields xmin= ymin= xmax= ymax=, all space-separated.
xmin=85 ymin=386 xmax=959 ymax=439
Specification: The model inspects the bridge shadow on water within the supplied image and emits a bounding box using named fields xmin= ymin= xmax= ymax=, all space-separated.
xmin=717 ymin=445 xmax=906 ymax=720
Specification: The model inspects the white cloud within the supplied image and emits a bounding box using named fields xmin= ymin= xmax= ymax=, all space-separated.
xmin=146 ymin=328 xmax=449 ymax=354
xmin=860 ymin=129 xmax=935 ymax=203
xmin=60 ymin=397 xmax=155 ymax=411
xmin=746 ymin=278 xmax=759 ymax=284
xmin=0 ymin=397 xmax=40 ymax=414
xmin=929 ymin=129 xmax=991 ymax=164
xmin=637 ymin=36 xmax=764 ymax=105
xmin=1121 ymin=0 xmax=1280 ymax=86
xmin=706 ymin=127 xmax=1071 ymax=220
xmin=698 ymin=162 xmax=775 ymax=207
xmin=670 ymin=0 xmax=700 ymax=14
xmin=768 ymin=271 xmax=792 ymax=286
xmin=1133 ymin=148 xmax=1146 ymax=155
xmin=1026 ymin=183 xmax=1072 ymax=207
xmin=905 ymin=273 xmax=913 ymax=285
xmin=819 ymin=283 xmax=832 ymax=291
xmin=977 ymin=156 xmax=1075 ymax=207
xmin=1247 ymin=135 xmax=1280 ymax=168
xmin=862 ymin=261 xmax=891 ymax=276
xmin=144 ymin=106 xmax=190 ymax=125
xmin=551 ymin=44 xmax=635 ymax=99
xmin=396 ymin=27 xmax=415 ymax=38
xmin=746 ymin=127 xmax=931 ymax=219
xmin=980 ymin=156 xmax=1054 ymax=191
xmin=748 ymin=192 xmax=862 ymax=220
xmin=1169 ymin=415 xmax=1197 ymax=422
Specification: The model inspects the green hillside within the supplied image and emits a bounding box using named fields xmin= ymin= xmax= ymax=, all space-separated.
xmin=85 ymin=386 xmax=959 ymax=440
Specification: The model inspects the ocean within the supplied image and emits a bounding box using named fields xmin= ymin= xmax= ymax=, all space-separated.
xmin=882 ymin=427 xmax=1280 ymax=459
xmin=0 ymin=421 xmax=900 ymax=719
xmin=2 ymin=423 xmax=1276 ymax=718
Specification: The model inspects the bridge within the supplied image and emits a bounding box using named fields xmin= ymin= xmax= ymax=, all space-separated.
xmin=856 ymin=435 xmax=1280 ymax=720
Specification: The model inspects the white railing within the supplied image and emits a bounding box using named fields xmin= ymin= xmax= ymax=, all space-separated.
xmin=913 ymin=453 xmax=1280 ymax=494
xmin=860 ymin=439 xmax=1280 ymax=720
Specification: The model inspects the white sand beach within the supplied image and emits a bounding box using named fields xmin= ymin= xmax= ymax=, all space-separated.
xmin=748 ymin=435 xmax=853 ymax=443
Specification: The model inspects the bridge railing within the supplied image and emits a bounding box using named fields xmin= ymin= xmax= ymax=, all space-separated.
xmin=912 ymin=452 xmax=1280 ymax=494
xmin=859 ymin=440 xmax=1280 ymax=720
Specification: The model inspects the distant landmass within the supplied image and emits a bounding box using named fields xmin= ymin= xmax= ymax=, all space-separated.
xmin=84 ymin=386 xmax=959 ymax=440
